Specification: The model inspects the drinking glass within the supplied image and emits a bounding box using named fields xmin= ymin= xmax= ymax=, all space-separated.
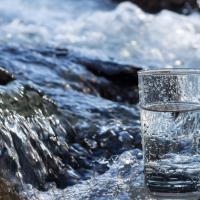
xmin=138 ymin=69 xmax=200 ymax=197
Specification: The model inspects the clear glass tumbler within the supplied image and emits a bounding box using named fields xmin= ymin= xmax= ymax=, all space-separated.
xmin=138 ymin=69 xmax=200 ymax=196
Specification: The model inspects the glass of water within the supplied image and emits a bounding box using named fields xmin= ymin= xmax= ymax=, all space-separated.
xmin=138 ymin=69 xmax=200 ymax=196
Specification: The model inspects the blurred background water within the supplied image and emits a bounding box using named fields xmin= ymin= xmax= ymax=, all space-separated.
xmin=1 ymin=0 xmax=200 ymax=66
xmin=0 ymin=0 xmax=199 ymax=199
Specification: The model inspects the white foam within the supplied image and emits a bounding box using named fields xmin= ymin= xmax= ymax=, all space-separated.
xmin=0 ymin=1 xmax=200 ymax=67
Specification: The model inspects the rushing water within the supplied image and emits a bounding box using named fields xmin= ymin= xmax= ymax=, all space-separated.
xmin=0 ymin=0 xmax=199 ymax=199
xmin=1 ymin=0 xmax=200 ymax=66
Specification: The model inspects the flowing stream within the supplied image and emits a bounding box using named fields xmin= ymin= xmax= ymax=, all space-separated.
xmin=0 ymin=0 xmax=199 ymax=199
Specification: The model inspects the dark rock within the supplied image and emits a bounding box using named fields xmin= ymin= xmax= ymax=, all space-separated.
xmin=113 ymin=0 xmax=199 ymax=14
xmin=76 ymin=57 xmax=141 ymax=86
xmin=0 ymin=81 xmax=93 ymax=190
xmin=0 ymin=67 xmax=15 ymax=85
xmin=0 ymin=178 xmax=22 ymax=200
xmin=76 ymin=57 xmax=141 ymax=104
xmin=0 ymin=46 xmax=140 ymax=104
xmin=0 ymin=46 xmax=141 ymax=195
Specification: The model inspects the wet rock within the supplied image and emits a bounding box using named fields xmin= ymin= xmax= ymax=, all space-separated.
xmin=22 ymin=150 xmax=146 ymax=200
xmin=0 ymin=67 xmax=15 ymax=85
xmin=0 ymin=46 xmax=141 ymax=196
xmin=0 ymin=46 xmax=140 ymax=104
xmin=0 ymin=178 xmax=22 ymax=200
xmin=76 ymin=57 xmax=141 ymax=103
xmin=113 ymin=0 xmax=199 ymax=14
xmin=76 ymin=57 xmax=141 ymax=86
xmin=0 ymin=3 xmax=144 ymax=194
xmin=0 ymin=81 xmax=89 ymax=190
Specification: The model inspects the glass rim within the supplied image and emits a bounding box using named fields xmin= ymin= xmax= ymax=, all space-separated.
xmin=138 ymin=68 xmax=200 ymax=75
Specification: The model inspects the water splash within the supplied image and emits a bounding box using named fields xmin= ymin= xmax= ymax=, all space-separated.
xmin=0 ymin=1 xmax=200 ymax=67
xmin=21 ymin=149 xmax=147 ymax=200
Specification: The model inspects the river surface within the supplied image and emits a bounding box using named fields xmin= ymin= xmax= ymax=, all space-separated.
xmin=0 ymin=0 xmax=199 ymax=199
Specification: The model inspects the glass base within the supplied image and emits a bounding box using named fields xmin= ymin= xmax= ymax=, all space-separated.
xmin=148 ymin=190 xmax=200 ymax=200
